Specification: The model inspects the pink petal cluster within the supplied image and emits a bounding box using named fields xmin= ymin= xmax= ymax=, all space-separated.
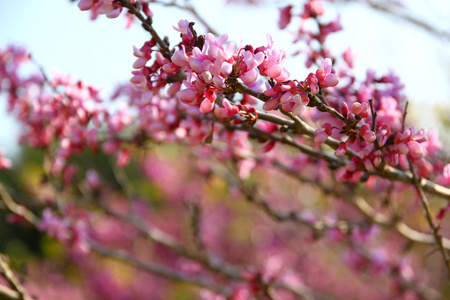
xmin=314 ymin=123 xmax=332 ymax=143
xmin=39 ymin=208 xmax=90 ymax=253
xmin=437 ymin=164 xmax=450 ymax=186
xmin=256 ymin=35 xmax=290 ymax=82
xmin=263 ymin=81 xmax=310 ymax=115
xmin=302 ymin=0 xmax=325 ymax=18
xmin=169 ymin=33 xmax=237 ymax=112
xmin=315 ymin=58 xmax=339 ymax=88
xmin=215 ymin=99 xmax=257 ymax=123
xmin=262 ymin=58 xmax=339 ymax=115
xmin=157 ymin=22 xmax=290 ymax=114
xmin=78 ymin=0 xmax=124 ymax=19
xmin=278 ymin=5 xmax=293 ymax=29
xmin=0 ymin=46 xmax=140 ymax=172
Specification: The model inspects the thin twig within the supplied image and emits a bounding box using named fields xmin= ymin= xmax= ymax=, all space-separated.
xmin=152 ymin=0 xmax=218 ymax=35
xmin=229 ymin=120 xmax=450 ymax=202
xmin=341 ymin=0 xmax=450 ymax=41
xmin=0 ymin=285 xmax=23 ymax=300
xmin=97 ymin=204 xmax=328 ymax=299
xmin=90 ymin=241 xmax=231 ymax=296
xmin=271 ymin=159 xmax=450 ymax=250
xmin=0 ymin=255 xmax=34 ymax=300
xmin=369 ymin=99 xmax=377 ymax=133
xmin=233 ymin=80 xmax=270 ymax=101
xmin=118 ymin=0 xmax=172 ymax=58
xmin=310 ymin=93 xmax=346 ymax=122
xmin=0 ymin=183 xmax=38 ymax=226
xmin=218 ymin=159 xmax=442 ymax=299
xmin=98 ymin=203 xmax=243 ymax=278
xmin=186 ymin=202 xmax=206 ymax=255
xmin=402 ymin=101 xmax=409 ymax=130
xmin=235 ymin=124 xmax=346 ymax=165
xmin=408 ymin=158 xmax=450 ymax=277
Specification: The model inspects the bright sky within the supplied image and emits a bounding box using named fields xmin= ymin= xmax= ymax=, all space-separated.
xmin=0 ymin=0 xmax=449 ymax=158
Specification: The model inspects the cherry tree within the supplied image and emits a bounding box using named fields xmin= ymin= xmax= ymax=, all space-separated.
xmin=0 ymin=0 xmax=450 ymax=299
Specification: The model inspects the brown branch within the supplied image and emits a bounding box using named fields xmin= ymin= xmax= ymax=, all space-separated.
xmin=309 ymin=93 xmax=346 ymax=122
xmin=98 ymin=203 xmax=243 ymax=278
xmin=266 ymin=159 xmax=450 ymax=251
xmin=402 ymin=101 xmax=409 ymax=130
xmin=229 ymin=121 xmax=450 ymax=202
xmin=369 ymin=99 xmax=377 ymax=133
xmin=408 ymin=158 xmax=450 ymax=277
xmin=90 ymin=241 xmax=231 ymax=296
xmin=0 ymin=285 xmax=22 ymax=300
xmin=186 ymin=202 xmax=206 ymax=255
xmin=256 ymin=110 xmax=349 ymax=154
xmin=230 ymin=157 xmax=445 ymax=297
xmin=340 ymin=0 xmax=450 ymax=41
xmin=0 ymin=183 xmax=38 ymax=226
xmin=374 ymin=165 xmax=450 ymax=201
xmin=219 ymin=159 xmax=442 ymax=299
xmin=0 ymin=255 xmax=34 ymax=300
xmin=98 ymin=204 xmax=331 ymax=299
xmin=230 ymin=82 xmax=450 ymax=202
xmin=235 ymin=124 xmax=346 ymax=165
xmin=223 ymin=166 xmax=369 ymax=238
xmin=118 ymin=0 xmax=171 ymax=58
xmin=234 ymin=80 xmax=270 ymax=101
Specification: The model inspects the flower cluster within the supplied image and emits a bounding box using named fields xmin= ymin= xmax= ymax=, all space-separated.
xmin=0 ymin=46 xmax=142 ymax=172
xmin=38 ymin=208 xmax=89 ymax=253
xmin=263 ymin=58 xmax=339 ymax=115
xmin=0 ymin=1 xmax=448 ymax=299
xmin=152 ymin=20 xmax=290 ymax=115
xmin=279 ymin=0 xmax=341 ymax=67
xmin=77 ymin=0 xmax=126 ymax=19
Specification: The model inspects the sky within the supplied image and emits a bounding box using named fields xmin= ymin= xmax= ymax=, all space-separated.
xmin=0 ymin=0 xmax=449 ymax=158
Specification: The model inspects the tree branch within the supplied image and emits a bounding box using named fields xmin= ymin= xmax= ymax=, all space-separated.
xmin=89 ymin=241 xmax=231 ymax=296
xmin=0 ymin=255 xmax=34 ymax=300
xmin=408 ymin=158 xmax=450 ymax=277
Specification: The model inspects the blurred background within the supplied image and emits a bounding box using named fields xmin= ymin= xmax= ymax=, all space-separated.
xmin=1 ymin=0 xmax=450 ymax=159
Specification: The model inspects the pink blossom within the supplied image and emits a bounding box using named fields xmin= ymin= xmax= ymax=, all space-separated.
xmin=314 ymin=123 xmax=332 ymax=144
xmin=360 ymin=124 xmax=376 ymax=143
xmin=258 ymin=35 xmax=290 ymax=82
xmin=343 ymin=47 xmax=355 ymax=69
xmin=423 ymin=129 xmax=442 ymax=156
xmin=319 ymin=15 xmax=343 ymax=41
xmin=437 ymin=164 xmax=450 ymax=186
xmin=117 ymin=149 xmax=131 ymax=168
xmin=316 ymin=58 xmax=339 ymax=87
xmin=436 ymin=204 xmax=450 ymax=221
xmin=334 ymin=142 xmax=347 ymax=157
xmin=262 ymin=97 xmax=280 ymax=111
xmin=77 ymin=0 xmax=124 ymax=20
xmin=303 ymin=0 xmax=325 ymax=18
xmin=78 ymin=0 xmax=94 ymax=11
xmin=70 ymin=219 xmax=90 ymax=253
xmin=0 ymin=148 xmax=12 ymax=169
xmin=173 ymin=19 xmax=193 ymax=36
xmin=39 ymin=209 xmax=69 ymax=242
xmin=172 ymin=46 xmax=190 ymax=68
xmin=103 ymin=140 xmax=121 ymax=154
xmin=278 ymin=5 xmax=293 ymax=29
xmin=85 ymin=169 xmax=102 ymax=190
xmin=215 ymin=99 xmax=239 ymax=119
